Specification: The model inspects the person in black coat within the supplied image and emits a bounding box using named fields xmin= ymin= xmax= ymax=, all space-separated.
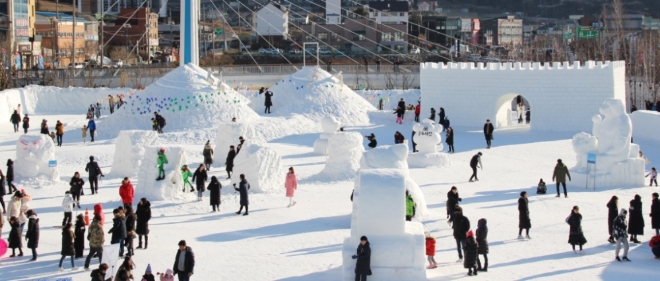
xmin=22 ymin=114 xmax=29 ymax=134
xmin=192 ymin=164 xmax=208 ymax=201
xmin=453 ymin=207 xmax=471 ymax=261
xmin=173 ymin=240 xmax=195 ymax=279
xmin=566 ymin=205 xmax=587 ymax=253
xmin=136 ymin=198 xmax=151 ymax=249
xmin=483 ymin=119 xmax=494 ymax=149
xmin=353 ymin=236 xmax=371 ymax=281
xmin=25 ymin=210 xmax=39 ymax=261
xmin=109 ymin=209 xmax=127 ymax=257
xmin=124 ymin=206 xmax=136 ymax=257
xmin=397 ymin=98 xmax=406 ymax=119
xmin=446 ymin=186 xmax=461 ymax=225
xmin=85 ymin=156 xmax=104 ymax=195
xmin=439 ymin=107 xmax=446 ymax=127
xmin=10 ymin=110 xmax=21 ymax=132
xmin=6 ymin=159 xmax=17 ymax=193
xmin=234 ymin=174 xmax=251 ymax=216
xmin=208 ymin=176 xmax=222 ymax=212
xmin=429 ymin=108 xmax=436 ymax=121
xmin=69 ymin=172 xmax=84 ymax=209
xmin=40 ymin=119 xmax=49 ymax=135
xmin=365 ymin=133 xmax=377 ymax=149
xmin=74 ymin=214 xmax=86 ymax=258
xmin=264 ymin=90 xmax=273 ymax=114
xmin=8 ymin=216 xmax=23 ymax=257
xmin=446 ymin=127 xmax=454 ymax=153
xmin=463 ymin=231 xmax=479 ymax=276
xmin=476 ymin=218 xmax=488 ymax=272
xmin=627 ymin=194 xmax=644 ymax=243
xmin=59 ymin=223 xmax=76 ymax=269
xmin=469 ymin=152 xmax=482 ymax=182
xmin=607 ymin=196 xmax=619 ymax=243
xmin=0 ymin=169 xmax=6 ymax=213
xmin=225 ymin=146 xmax=236 ymax=180
xmin=518 ymin=191 xmax=531 ymax=239
xmin=651 ymin=193 xmax=660 ymax=236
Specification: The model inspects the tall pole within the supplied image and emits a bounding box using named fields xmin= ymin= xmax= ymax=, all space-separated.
xmin=72 ymin=0 xmax=76 ymax=66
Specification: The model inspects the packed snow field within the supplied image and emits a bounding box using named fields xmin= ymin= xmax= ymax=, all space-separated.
xmin=0 ymin=66 xmax=659 ymax=281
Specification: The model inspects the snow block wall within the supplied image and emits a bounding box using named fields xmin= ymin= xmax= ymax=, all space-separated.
xmin=342 ymin=169 xmax=427 ymax=281
xmin=420 ymin=61 xmax=626 ymax=132
xmin=313 ymin=116 xmax=341 ymax=154
xmin=109 ymin=130 xmax=160 ymax=178
xmin=230 ymin=142 xmax=285 ymax=193
xmin=316 ymin=132 xmax=364 ymax=180
xmin=215 ymin=122 xmax=262 ymax=166
xmin=15 ymin=134 xmax=60 ymax=181
xmin=630 ymin=110 xmax=660 ymax=142
xmin=136 ymin=146 xmax=189 ymax=201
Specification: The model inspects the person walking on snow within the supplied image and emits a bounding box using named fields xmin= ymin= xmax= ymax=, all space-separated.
xmin=414 ymin=102 xmax=421 ymax=122
xmin=108 ymin=95 xmax=116 ymax=114
xmin=87 ymin=119 xmax=96 ymax=142
xmin=234 ymin=174 xmax=250 ymax=216
xmin=425 ymin=232 xmax=437 ymax=269
xmin=607 ymin=196 xmax=619 ymax=243
xmin=181 ymin=165 xmax=194 ymax=192
xmin=62 ymin=191 xmax=75 ymax=226
xmin=10 ymin=110 xmax=20 ymax=133
xmin=85 ymin=156 xmax=104 ymax=195
xmin=446 ymin=186 xmax=461 ymax=226
xmin=25 ymin=209 xmax=39 ymax=261
xmin=74 ymin=214 xmax=86 ymax=258
xmin=225 ymin=146 xmax=236 ymax=180
xmin=397 ymin=98 xmax=406 ymax=120
xmin=202 ymin=141 xmax=213 ymax=171
xmin=264 ymin=90 xmax=273 ymax=114
xmin=285 ymin=167 xmax=298 ymax=207
xmin=109 ymin=208 xmax=127 ymax=257
xmin=8 ymin=216 xmax=23 ymax=257
xmin=446 ymin=127 xmax=454 ymax=153
xmin=352 ymin=236 xmax=371 ymax=281
xmin=628 ymin=194 xmax=644 ymax=243
xmin=469 ymin=152 xmax=483 ymax=182
xmin=552 ymin=159 xmax=571 ymax=198
xmin=566 ymin=205 xmax=587 ymax=254
xmin=192 ymin=164 xmax=208 ymax=201
xmin=58 ymin=222 xmax=77 ymax=271
xmin=476 ymin=218 xmax=489 ymax=272
xmin=453 ymin=207 xmax=471 ymax=262
xmin=651 ymin=193 xmax=660 ymax=235
xmin=82 ymin=125 xmax=88 ymax=143
xmin=463 ymin=230 xmax=479 ymax=276
xmin=124 ymin=206 xmax=136 ymax=257
xmin=69 ymin=172 xmax=84 ymax=209
xmin=173 ymin=240 xmax=195 ymax=281
xmin=6 ymin=159 xmax=17 ymax=193
xmin=483 ymin=119 xmax=494 ymax=149
xmin=21 ymin=114 xmax=29 ymax=134
xmin=55 ymin=120 xmax=64 ymax=147
xmin=518 ymin=191 xmax=531 ymax=239
xmin=647 ymin=167 xmax=657 ymax=186
xmin=156 ymin=149 xmax=168 ymax=181
xmin=406 ymin=190 xmax=416 ymax=221
xmin=84 ymin=214 xmax=104 ymax=270
xmin=394 ymin=107 xmax=404 ymax=124
xmin=136 ymin=198 xmax=151 ymax=249
xmin=207 ymin=176 xmax=222 ymax=212
xmin=119 ymin=177 xmax=135 ymax=210
xmin=613 ymin=208 xmax=632 ymax=261
xmin=439 ymin=108 xmax=446 ymax=129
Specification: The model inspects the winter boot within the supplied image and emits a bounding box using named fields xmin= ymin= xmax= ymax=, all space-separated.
xmin=473 ymin=267 xmax=478 ymax=276
xmin=622 ymin=256 xmax=631 ymax=261
xmin=615 ymin=256 xmax=621 ymax=261
xmin=467 ymin=269 xmax=473 ymax=276
xmin=144 ymin=236 xmax=148 ymax=249
xmin=137 ymin=237 xmax=143 ymax=249
xmin=483 ymin=262 xmax=488 ymax=272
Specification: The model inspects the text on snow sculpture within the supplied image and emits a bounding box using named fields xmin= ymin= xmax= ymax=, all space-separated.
xmin=14 ymin=134 xmax=59 ymax=181
xmin=412 ymin=119 xmax=443 ymax=153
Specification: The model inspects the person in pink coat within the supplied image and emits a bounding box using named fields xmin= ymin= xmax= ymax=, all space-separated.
xmin=285 ymin=167 xmax=298 ymax=207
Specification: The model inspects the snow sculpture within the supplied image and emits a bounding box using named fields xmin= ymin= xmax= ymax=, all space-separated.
xmin=136 ymin=147 xmax=189 ymax=201
xmin=313 ymin=116 xmax=341 ymax=154
xmin=14 ymin=134 xmax=59 ymax=181
xmin=571 ymin=99 xmax=645 ymax=187
xmin=215 ymin=122 xmax=262 ymax=167
xmin=408 ymin=120 xmax=450 ymax=168
xmin=342 ymin=145 xmax=427 ymax=281
xmin=316 ymin=132 xmax=364 ymax=179
xmin=110 ymin=130 xmax=160 ymax=178
xmin=230 ymin=142 xmax=284 ymax=193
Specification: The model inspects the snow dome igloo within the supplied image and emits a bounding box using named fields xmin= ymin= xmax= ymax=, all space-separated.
xmin=14 ymin=134 xmax=60 ymax=181
xmin=101 ymin=64 xmax=259 ymax=136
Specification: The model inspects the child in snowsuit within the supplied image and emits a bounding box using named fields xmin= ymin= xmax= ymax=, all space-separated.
xmin=158 ymin=269 xmax=174 ymax=281
xmin=49 ymin=132 xmax=56 ymax=142
xmin=156 ymin=149 xmax=168 ymax=181
xmin=142 ymin=264 xmax=156 ymax=281
xmin=394 ymin=107 xmax=404 ymax=124
xmin=151 ymin=118 xmax=158 ymax=131
xmin=537 ymin=178 xmax=547 ymax=194
xmin=181 ymin=165 xmax=193 ymax=192
xmin=647 ymin=167 xmax=657 ymax=186
xmin=82 ymin=125 xmax=88 ymax=143
xmin=62 ymin=191 xmax=75 ymax=226
xmin=464 ymin=230 xmax=479 ymax=276
xmin=425 ymin=232 xmax=437 ymax=269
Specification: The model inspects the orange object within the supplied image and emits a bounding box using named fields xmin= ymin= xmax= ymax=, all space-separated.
xmin=84 ymin=208 xmax=90 ymax=225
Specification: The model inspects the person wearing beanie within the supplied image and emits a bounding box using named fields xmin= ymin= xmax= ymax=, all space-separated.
xmin=352 ymin=236 xmax=371 ymax=281
xmin=613 ymin=208 xmax=631 ymax=261
xmin=452 ymin=207 xmax=471 ymax=262
xmin=85 ymin=214 xmax=105 ymax=270
xmin=425 ymin=232 xmax=437 ymax=269
xmin=173 ymin=240 xmax=195 ymax=280
xmin=476 ymin=218 xmax=489 ymax=272
xmin=518 ymin=191 xmax=531 ymax=239
xmin=142 ymin=264 xmax=156 ymax=281
xmin=463 ymin=230 xmax=479 ymax=276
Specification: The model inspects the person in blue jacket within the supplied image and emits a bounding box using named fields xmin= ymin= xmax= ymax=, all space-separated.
xmin=87 ymin=119 xmax=96 ymax=142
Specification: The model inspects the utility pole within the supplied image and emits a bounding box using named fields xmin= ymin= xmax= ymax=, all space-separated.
xmin=72 ymin=0 xmax=76 ymax=66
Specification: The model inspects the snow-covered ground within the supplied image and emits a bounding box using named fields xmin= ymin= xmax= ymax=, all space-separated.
xmin=0 ymin=79 xmax=658 ymax=280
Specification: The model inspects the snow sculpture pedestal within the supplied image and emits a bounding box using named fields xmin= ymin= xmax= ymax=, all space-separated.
xmin=215 ymin=122 xmax=261 ymax=165
xmin=313 ymin=116 xmax=341 ymax=154
xmin=15 ymin=134 xmax=59 ymax=181
xmin=571 ymin=99 xmax=645 ymax=188
xmin=342 ymin=168 xmax=426 ymax=281
xmin=316 ymin=132 xmax=364 ymax=180
xmin=136 ymin=147 xmax=189 ymax=201
xmin=230 ymin=142 xmax=284 ymax=193
xmin=408 ymin=120 xmax=450 ymax=168
xmin=110 ymin=130 xmax=160 ymax=178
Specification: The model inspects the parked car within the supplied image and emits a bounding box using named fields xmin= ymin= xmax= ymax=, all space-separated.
xmin=112 ymin=59 xmax=123 ymax=68
xmin=68 ymin=62 xmax=86 ymax=69
xmin=410 ymin=47 xmax=420 ymax=54
xmin=258 ymin=48 xmax=270 ymax=54
xmin=319 ymin=48 xmax=331 ymax=54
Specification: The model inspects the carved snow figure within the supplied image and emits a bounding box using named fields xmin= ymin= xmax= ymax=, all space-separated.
xmin=316 ymin=132 xmax=364 ymax=179
xmin=408 ymin=120 xmax=450 ymax=168
xmin=313 ymin=116 xmax=341 ymax=154
xmin=14 ymin=134 xmax=60 ymax=181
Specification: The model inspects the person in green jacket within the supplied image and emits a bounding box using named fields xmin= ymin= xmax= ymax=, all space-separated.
xmin=156 ymin=149 xmax=168 ymax=181
xmin=181 ymin=165 xmax=193 ymax=192
xmin=406 ymin=190 xmax=416 ymax=221
xmin=552 ymin=159 xmax=571 ymax=198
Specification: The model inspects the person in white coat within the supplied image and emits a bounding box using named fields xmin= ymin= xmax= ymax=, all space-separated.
xmin=6 ymin=191 xmax=22 ymax=229
xmin=19 ymin=189 xmax=31 ymax=232
xmin=62 ymin=191 xmax=75 ymax=227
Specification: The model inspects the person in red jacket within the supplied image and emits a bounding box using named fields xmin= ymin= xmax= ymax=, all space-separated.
xmin=119 ymin=177 xmax=135 ymax=209
xmin=93 ymin=203 xmax=105 ymax=228
xmin=414 ymin=102 xmax=421 ymax=122
xmin=425 ymin=232 xmax=437 ymax=269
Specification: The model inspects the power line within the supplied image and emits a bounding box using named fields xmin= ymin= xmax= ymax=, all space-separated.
xmin=206 ymin=1 xmax=261 ymax=67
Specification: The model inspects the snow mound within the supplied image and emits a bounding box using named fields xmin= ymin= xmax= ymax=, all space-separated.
xmin=110 ymin=130 xmax=160 ymax=178
xmin=230 ymin=142 xmax=284 ymax=193
xmin=136 ymin=146 xmax=190 ymax=201
xmin=101 ymin=64 xmax=259 ymax=136
xmin=630 ymin=110 xmax=660 ymax=142
xmin=316 ymin=132 xmax=364 ymax=180
xmin=313 ymin=116 xmax=341 ymax=154
xmin=215 ymin=122 xmax=262 ymax=166
xmin=15 ymin=134 xmax=60 ymax=181
xmin=258 ymin=66 xmax=376 ymax=126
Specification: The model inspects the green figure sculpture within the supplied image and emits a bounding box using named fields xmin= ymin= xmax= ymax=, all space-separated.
xmin=156 ymin=148 xmax=169 ymax=181
xmin=181 ymin=165 xmax=193 ymax=192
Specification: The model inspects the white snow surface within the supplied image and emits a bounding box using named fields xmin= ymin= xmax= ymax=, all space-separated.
xmin=230 ymin=141 xmax=285 ymax=193
xmin=109 ymin=130 xmax=160 ymax=178
xmin=135 ymin=146 xmax=190 ymax=201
